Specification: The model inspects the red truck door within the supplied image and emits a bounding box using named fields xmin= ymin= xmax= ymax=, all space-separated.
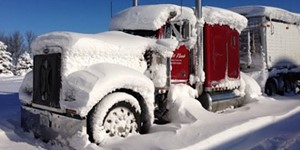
xmin=204 ymin=24 xmax=240 ymax=91
xmin=227 ymin=30 xmax=240 ymax=79
xmin=171 ymin=45 xmax=190 ymax=84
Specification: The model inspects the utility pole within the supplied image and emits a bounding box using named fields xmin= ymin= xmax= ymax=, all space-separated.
xmin=195 ymin=0 xmax=205 ymax=95
xmin=133 ymin=0 xmax=138 ymax=6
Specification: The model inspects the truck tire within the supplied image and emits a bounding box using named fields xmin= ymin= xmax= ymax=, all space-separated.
xmin=284 ymin=81 xmax=297 ymax=94
xmin=88 ymin=92 xmax=142 ymax=144
xmin=265 ymin=79 xmax=277 ymax=96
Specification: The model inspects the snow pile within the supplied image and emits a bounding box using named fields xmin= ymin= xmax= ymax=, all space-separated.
xmin=203 ymin=6 xmax=248 ymax=33
xmin=240 ymin=72 xmax=262 ymax=102
xmin=110 ymin=4 xmax=247 ymax=33
xmin=3 ymin=76 xmax=300 ymax=149
xmin=187 ymin=106 xmax=300 ymax=149
xmin=230 ymin=6 xmax=300 ymax=24
xmin=67 ymin=132 xmax=100 ymax=150
xmin=245 ymin=70 xmax=269 ymax=92
xmin=0 ymin=41 xmax=14 ymax=76
xmin=166 ymin=84 xmax=204 ymax=123
xmin=146 ymin=64 xmax=167 ymax=88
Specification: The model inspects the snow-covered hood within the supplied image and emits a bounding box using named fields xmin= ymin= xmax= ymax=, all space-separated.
xmin=31 ymin=31 xmax=178 ymax=76
xmin=31 ymin=31 xmax=155 ymax=56
xmin=110 ymin=4 xmax=247 ymax=33
xmin=230 ymin=6 xmax=300 ymax=24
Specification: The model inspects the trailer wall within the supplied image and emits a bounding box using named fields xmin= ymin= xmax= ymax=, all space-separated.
xmin=265 ymin=21 xmax=300 ymax=68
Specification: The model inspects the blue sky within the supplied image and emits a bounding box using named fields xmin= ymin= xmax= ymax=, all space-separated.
xmin=1 ymin=0 xmax=300 ymax=36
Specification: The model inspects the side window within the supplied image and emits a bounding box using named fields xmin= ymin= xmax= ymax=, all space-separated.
xmin=164 ymin=20 xmax=190 ymax=41
xmin=163 ymin=24 xmax=172 ymax=39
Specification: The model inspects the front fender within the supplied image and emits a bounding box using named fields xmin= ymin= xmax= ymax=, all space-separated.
xmin=19 ymin=71 xmax=33 ymax=104
xmin=62 ymin=63 xmax=155 ymax=120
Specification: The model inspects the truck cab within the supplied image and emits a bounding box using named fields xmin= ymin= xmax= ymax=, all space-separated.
xmin=110 ymin=4 xmax=248 ymax=111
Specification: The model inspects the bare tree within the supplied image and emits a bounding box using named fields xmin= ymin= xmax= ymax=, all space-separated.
xmin=7 ymin=31 xmax=25 ymax=61
xmin=25 ymin=31 xmax=37 ymax=54
xmin=0 ymin=32 xmax=5 ymax=41
xmin=0 ymin=32 xmax=9 ymax=47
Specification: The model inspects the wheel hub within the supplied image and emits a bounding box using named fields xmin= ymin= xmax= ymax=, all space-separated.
xmin=103 ymin=107 xmax=138 ymax=137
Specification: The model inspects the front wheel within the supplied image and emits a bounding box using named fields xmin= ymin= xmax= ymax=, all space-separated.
xmin=88 ymin=92 xmax=142 ymax=144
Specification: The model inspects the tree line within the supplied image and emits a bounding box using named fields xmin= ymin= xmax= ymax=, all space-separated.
xmin=0 ymin=31 xmax=37 ymax=58
xmin=0 ymin=31 xmax=37 ymax=76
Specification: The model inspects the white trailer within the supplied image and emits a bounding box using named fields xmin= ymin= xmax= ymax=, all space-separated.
xmin=231 ymin=6 xmax=300 ymax=95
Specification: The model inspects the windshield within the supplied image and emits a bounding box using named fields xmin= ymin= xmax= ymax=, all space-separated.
xmin=163 ymin=19 xmax=190 ymax=41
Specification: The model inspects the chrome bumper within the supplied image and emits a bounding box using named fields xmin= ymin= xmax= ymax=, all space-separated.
xmin=21 ymin=105 xmax=86 ymax=142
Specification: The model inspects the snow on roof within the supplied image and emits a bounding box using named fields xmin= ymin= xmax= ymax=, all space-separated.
xmin=203 ymin=6 xmax=248 ymax=33
xmin=230 ymin=6 xmax=300 ymax=24
xmin=31 ymin=31 xmax=178 ymax=76
xmin=110 ymin=4 xmax=247 ymax=33
xmin=110 ymin=4 xmax=196 ymax=31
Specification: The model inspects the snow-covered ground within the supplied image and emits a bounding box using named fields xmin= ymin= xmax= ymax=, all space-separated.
xmin=0 ymin=75 xmax=300 ymax=150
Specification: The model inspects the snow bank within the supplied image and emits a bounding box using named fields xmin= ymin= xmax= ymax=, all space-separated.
xmin=3 ymin=76 xmax=300 ymax=149
xmin=166 ymin=84 xmax=204 ymax=123
xmin=231 ymin=6 xmax=300 ymax=24
xmin=240 ymin=72 xmax=262 ymax=103
xmin=187 ymin=106 xmax=300 ymax=149
xmin=110 ymin=4 xmax=247 ymax=33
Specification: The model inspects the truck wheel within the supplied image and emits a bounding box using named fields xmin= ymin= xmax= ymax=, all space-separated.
xmin=265 ymin=80 xmax=277 ymax=96
xmin=88 ymin=92 xmax=142 ymax=144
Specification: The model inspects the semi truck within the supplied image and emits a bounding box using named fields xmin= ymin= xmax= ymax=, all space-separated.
xmin=231 ymin=6 xmax=300 ymax=96
xmin=19 ymin=1 xmax=247 ymax=145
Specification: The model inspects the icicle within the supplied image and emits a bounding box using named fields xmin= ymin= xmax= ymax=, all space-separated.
xmin=247 ymin=31 xmax=252 ymax=67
